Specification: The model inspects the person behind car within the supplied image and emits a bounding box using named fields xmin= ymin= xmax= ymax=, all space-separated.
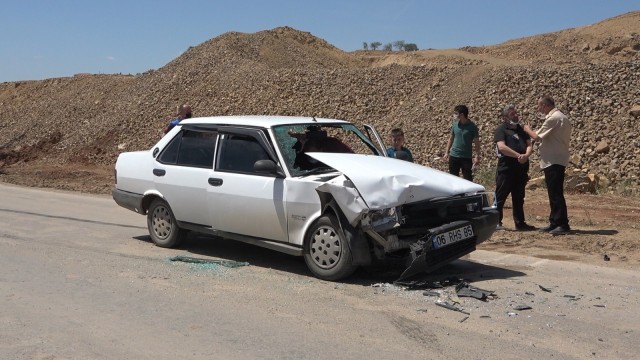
xmin=522 ymin=96 xmax=572 ymax=235
xmin=443 ymin=105 xmax=481 ymax=181
xmin=386 ymin=127 xmax=414 ymax=162
xmin=494 ymin=104 xmax=536 ymax=231
xmin=163 ymin=104 xmax=192 ymax=134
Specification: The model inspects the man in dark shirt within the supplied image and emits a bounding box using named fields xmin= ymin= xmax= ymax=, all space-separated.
xmin=494 ymin=104 xmax=536 ymax=231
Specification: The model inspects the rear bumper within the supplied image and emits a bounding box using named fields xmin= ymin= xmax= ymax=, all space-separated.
xmin=112 ymin=188 xmax=144 ymax=214
xmin=399 ymin=209 xmax=499 ymax=279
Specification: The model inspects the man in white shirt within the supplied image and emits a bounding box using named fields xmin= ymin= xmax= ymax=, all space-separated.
xmin=523 ymin=96 xmax=572 ymax=235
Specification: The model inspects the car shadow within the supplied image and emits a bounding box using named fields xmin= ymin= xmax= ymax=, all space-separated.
xmin=180 ymin=234 xmax=312 ymax=277
xmin=345 ymin=258 xmax=526 ymax=287
xmin=131 ymin=234 xmax=526 ymax=284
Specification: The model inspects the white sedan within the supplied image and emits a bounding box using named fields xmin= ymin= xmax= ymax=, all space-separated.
xmin=112 ymin=116 xmax=499 ymax=280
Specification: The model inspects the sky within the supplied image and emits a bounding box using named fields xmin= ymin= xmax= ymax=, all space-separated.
xmin=1 ymin=0 xmax=638 ymax=83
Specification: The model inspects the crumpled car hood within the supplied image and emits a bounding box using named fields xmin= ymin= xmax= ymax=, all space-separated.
xmin=309 ymin=153 xmax=485 ymax=211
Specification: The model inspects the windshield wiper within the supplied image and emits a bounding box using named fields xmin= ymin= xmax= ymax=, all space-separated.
xmin=303 ymin=167 xmax=337 ymax=176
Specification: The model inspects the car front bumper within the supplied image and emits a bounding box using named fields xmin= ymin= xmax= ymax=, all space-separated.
xmin=398 ymin=208 xmax=499 ymax=279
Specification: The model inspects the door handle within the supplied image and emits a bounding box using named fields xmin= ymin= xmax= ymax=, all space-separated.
xmin=153 ymin=168 xmax=166 ymax=176
xmin=208 ymin=178 xmax=223 ymax=186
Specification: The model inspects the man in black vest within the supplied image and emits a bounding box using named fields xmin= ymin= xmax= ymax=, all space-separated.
xmin=494 ymin=104 xmax=536 ymax=231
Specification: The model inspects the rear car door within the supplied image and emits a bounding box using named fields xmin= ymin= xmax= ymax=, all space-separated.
xmin=208 ymin=128 xmax=289 ymax=242
xmin=153 ymin=128 xmax=218 ymax=226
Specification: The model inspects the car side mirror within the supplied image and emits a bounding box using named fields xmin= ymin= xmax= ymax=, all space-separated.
xmin=254 ymin=159 xmax=285 ymax=177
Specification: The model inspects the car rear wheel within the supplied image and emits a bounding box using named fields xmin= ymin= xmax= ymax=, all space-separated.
xmin=304 ymin=214 xmax=357 ymax=281
xmin=147 ymin=198 xmax=186 ymax=248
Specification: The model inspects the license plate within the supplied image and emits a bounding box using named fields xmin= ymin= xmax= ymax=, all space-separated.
xmin=432 ymin=225 xmax=474 ymax=249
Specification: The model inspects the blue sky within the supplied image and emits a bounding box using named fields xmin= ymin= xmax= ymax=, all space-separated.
xmin=1 ymin=0 xmax=637 ymax=83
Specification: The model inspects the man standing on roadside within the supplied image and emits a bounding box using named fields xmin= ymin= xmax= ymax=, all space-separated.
xmin=494 ymin=104 xmax=535 ymax=231
xmin=523 ymin=96 xmax=572 ymax=235
xmin=443 ymin=105 xmax=481 ymax=181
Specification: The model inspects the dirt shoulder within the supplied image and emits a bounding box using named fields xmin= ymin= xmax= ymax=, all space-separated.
xmin=1 ymin=161 xmax=639 ymax=271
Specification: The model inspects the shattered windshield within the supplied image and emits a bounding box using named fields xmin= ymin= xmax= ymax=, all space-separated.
xmin=273 ymin=123 xmax=381 ymax=177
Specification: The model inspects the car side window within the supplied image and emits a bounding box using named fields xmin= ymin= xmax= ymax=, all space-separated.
xmin=217 ymin=134 xmax=270 ymax=174
xmin=158 ymin=130 xmax=217 ymax=168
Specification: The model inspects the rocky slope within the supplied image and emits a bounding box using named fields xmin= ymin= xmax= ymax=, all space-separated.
xmin=0 ymin=12 xmax=639 ymax=194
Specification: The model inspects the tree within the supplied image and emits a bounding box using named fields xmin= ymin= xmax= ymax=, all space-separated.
xmin=404 ymin=43 xmax=419 ymax=51
xmin=363 ymin=42 xmax=368 ymax=50
xmin=393 ymin=40 xmax=406 ymax=51
xmin=370 ymin=41 xmax=382 ymax=50
xmin=383 ymin=43 xmax=392 ymax=51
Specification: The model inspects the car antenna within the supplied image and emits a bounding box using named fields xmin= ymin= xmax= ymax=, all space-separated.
xmin=312 ymin=116 xmax=317 ymax=122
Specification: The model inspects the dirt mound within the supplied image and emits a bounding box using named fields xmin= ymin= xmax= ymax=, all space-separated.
xmin=463 ymin=10 xmax=640 ymax=63
xmin=0 ymin=13 xmax=639 ymax=193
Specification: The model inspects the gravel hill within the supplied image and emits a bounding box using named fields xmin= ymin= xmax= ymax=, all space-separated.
xmin=1 ymin=11 xmax=638 ymax=193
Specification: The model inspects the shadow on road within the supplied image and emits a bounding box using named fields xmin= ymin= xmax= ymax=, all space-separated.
xmin=130 ymin=233 xmax=525 ymax=285
xmin=569 ymin=229 xmax=618 ymax=235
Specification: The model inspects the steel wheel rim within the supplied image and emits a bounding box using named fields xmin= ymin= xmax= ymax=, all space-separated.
xmin=310 ymin=225 xmax=342 ymax=269
xmin=151 ymin=205 xmax=172 ymax=239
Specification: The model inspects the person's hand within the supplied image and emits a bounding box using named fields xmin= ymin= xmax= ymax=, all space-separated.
xmin=517 ymin=154 xmax=529 ymax=164
xmin=473 ymin=155 xmax=480 ymax=167
xmin=523 ymin=124 xmax=533 ymax=132
xmin=443 ymin=153 xmax=449 ymax=162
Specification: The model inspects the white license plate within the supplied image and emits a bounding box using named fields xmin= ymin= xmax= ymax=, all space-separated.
xmin=432 ymin=225 xmax=474 ymax=249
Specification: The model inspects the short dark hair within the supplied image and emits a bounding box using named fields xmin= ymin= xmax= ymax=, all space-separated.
xmin=390 ymin=128 xmax=404 ymax=136
xmin=540 ymin=96 xmax=555 ymax=108
xmin=454 ymin=105 xmax=469 ymax=117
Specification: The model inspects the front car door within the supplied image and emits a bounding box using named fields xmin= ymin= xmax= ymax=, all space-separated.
xmin=207 ymin=128 xmax=288 ymax=242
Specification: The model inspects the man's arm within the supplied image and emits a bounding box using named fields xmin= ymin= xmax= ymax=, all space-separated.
xmin=496 ymin=140 xmax=521 ymax=158
xmin=473 ymin=136 xmax=481 ymax=165
xmin=443 ymin=133 xmax=453 ymax=161
xmin=522 ymin=124 xmax=540 ymax=141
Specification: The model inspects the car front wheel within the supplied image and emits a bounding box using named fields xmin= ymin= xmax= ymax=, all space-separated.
xmin=304 ymin=214 xmax=357 ymax=281
xmin=147 ymin=198 xmax=186 ymax=248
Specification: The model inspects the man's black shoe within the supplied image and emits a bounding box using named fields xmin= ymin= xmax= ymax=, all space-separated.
xmin=515 ymin=223 xmax=537 ymax=231
xmin=538 ymin=225 xmax=555 ymax=232
xmin=549 ymin=226 xmax=571 ymax=235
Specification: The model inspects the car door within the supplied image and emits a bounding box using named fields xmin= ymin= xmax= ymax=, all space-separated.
xmin=153 ymin=128 xmax=217 ymax=226
xmin=364 ymin=124 xmax=388 ymax=157
xmin=207 ymin=128 xmax=288 ymax=242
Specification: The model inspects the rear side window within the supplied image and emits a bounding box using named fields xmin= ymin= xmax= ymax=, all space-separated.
xmin=217 ymin=135 xmax=269 ymax=174
xmin=158 ymin=130 xmax=217 ymax=168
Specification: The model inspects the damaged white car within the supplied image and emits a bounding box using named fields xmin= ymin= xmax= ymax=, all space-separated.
xmin=112 ymin=116 xmax=499 ymax=280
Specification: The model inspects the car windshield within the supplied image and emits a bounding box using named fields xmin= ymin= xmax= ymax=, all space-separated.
xmin=272 ymin=123 xmax=381 ymax=177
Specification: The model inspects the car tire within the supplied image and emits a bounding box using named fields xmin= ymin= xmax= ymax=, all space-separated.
xmin=304 ymin=214 xmax=357 ymax=281
xmin=147 ymin=198 xmax=186 ymax=248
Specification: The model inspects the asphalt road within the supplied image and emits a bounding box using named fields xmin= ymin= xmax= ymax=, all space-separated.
xmin=1 ymin=183 xmax=638 ymax=359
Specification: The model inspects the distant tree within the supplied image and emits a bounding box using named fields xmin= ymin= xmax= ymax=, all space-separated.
xmin=393 ymin=40 xmax=406 ymax=51
xmin=370 ymin=41 xmax=382 ymax=50
xmin=363 ymin=42 xmax=368 ymax=50
xmin=383 ymin=43 xmax=392 ymax=51
xmin=404 ymin=43 xmax=419 ymax=51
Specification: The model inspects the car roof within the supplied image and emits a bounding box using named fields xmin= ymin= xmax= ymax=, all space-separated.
xmin=179 ymin=115 xmax=350 ymax=128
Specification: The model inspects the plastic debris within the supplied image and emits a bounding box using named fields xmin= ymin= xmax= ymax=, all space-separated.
xmin=435 ymin=301 xmax=470 ymax=315
xmin=168 ymin=255 xmax=249 ymax=268
xmin=394 ymin=276 xmax=462 ymax=290
xmin=538 ymin=284 xmax=552 ymax=292
xmin=456 ymin=282 xmax=495 ymax=301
